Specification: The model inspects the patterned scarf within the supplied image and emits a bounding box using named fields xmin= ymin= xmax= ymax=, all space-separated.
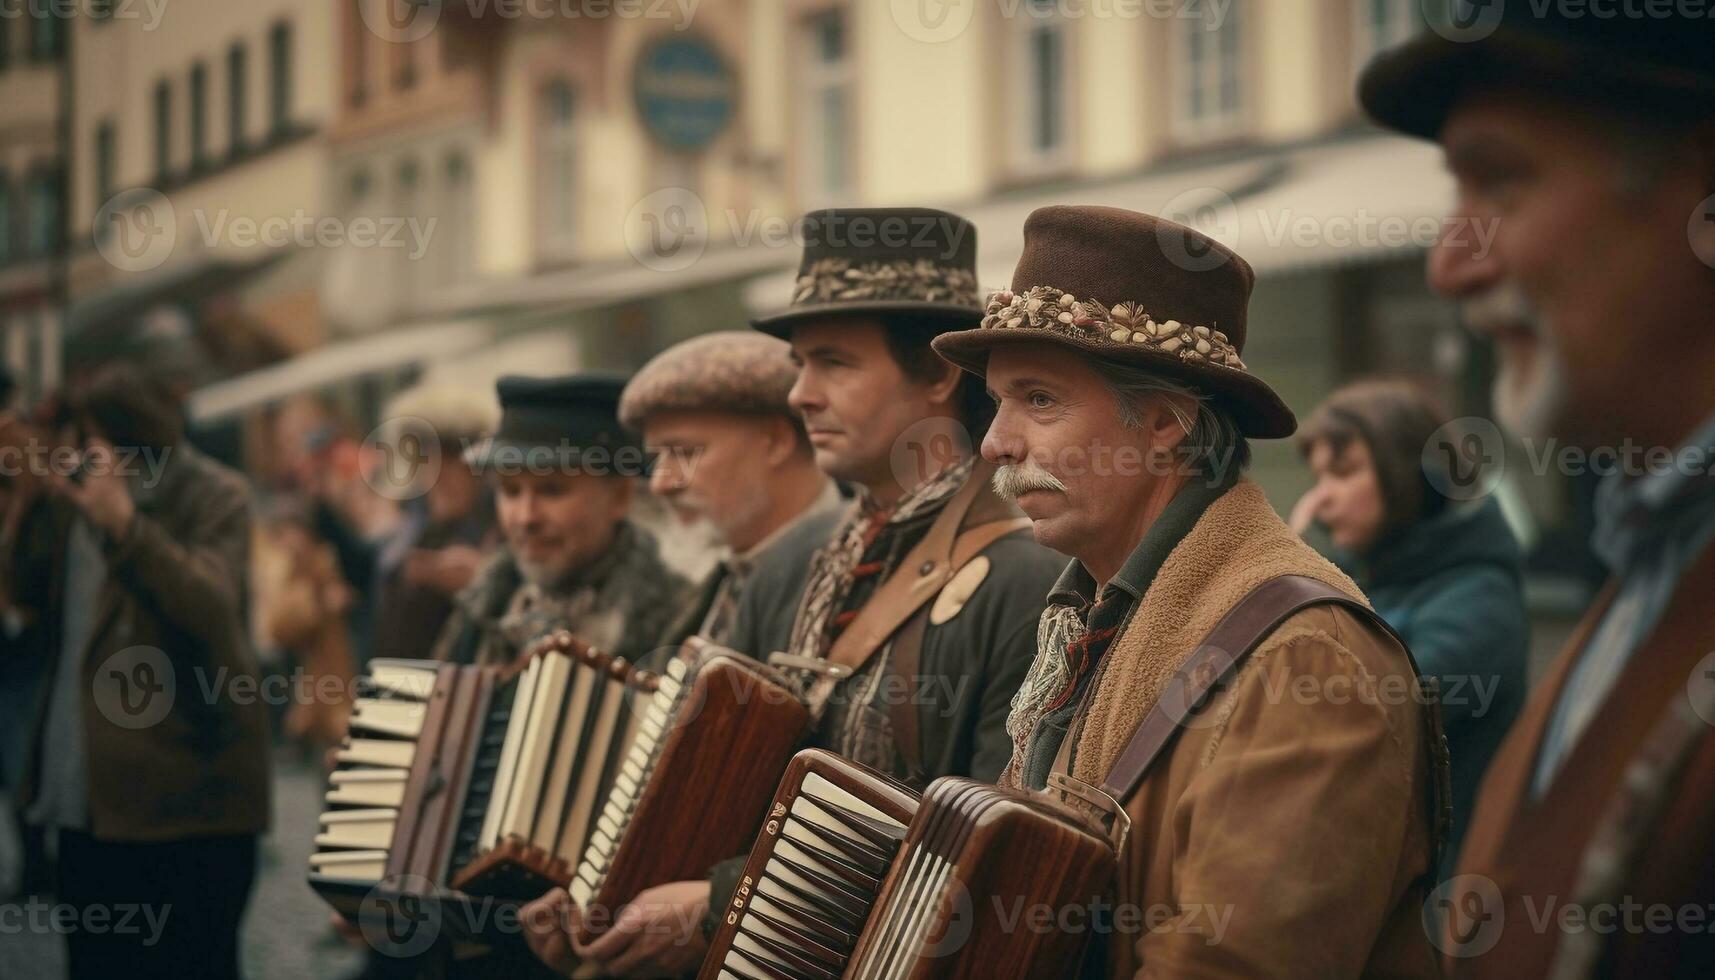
xmin=783 ymin=457 xmax=976 ymax=669
xmin=1003 ymin=586 xmax=1132 ymax=785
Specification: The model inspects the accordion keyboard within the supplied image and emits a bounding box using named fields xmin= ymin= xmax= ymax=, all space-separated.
xmin=307 ymin=660 xmax=440 ymax=886
xmin=568 ymin=654 xmax=687 ymax=906
xmin=703 ymin=750 xmax=919 ymax=980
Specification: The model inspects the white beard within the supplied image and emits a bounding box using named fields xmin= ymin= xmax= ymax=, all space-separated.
xmin=1493 ymin=328 xmax=1569 ymax=444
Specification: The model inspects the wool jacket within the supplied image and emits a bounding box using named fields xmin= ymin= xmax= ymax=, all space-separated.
xmin=7 ymin=445 xmax=272 ymax=841
xmin=1349 ymin=497 xmax=1527 ymax=876
xmin=1011 ymin=479 xmax=1440 ymax=979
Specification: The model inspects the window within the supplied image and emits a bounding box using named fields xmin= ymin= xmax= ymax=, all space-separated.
xmin=153 ymin=79 xmax=172 ymax=179
xmin=229 ymin=42 xmax=248 ymax=153
xmin=345 ymin=0 xmax=368 ymax=108
xmin=1008 ymin=0 xmax=1069 ymax=174
xmin=537 ymin=79 xmax=578 ymax=257
xmin=269 ymin=21 xmax=293 ymax=135
xmin=1174 ymin=0 xmax=1244 ymax=141
xmin=28 ymin=3 xmax=65 ymax=61
xmin=24 ymin=168 xmax=62 ymax=257
xmin=800 ymin=10 xmax=853 ymax=205
xmin=190 ymin=63 xmax=209 ymax=167
xmin=95 ymin=120 xmax=116 ymax=208
xmin=0 ymin=174 xmax=11 ymax=265
xmin=442 ymin=151 xmax=473 ymax=284
xmin=1355 ymin=0 xmax=1419 ymax=65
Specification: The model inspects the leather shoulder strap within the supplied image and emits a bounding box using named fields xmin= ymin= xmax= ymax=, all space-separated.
xmin=1101 ymin=575 xmax=1414 ymax=801
xmin=822 ymin=463 xmax=997 ymax=673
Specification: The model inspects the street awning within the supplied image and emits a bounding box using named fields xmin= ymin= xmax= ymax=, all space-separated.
xmin=743 ymin=133 xmax=1453 ymax=313
xmin=186 ymin=319 xmax=494 ymax=422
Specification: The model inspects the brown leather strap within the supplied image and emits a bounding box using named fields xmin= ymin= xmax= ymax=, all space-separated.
xmin=821 ymin=461 xmax=993 ymax=674
xmin=887 ymin=607 xmax=930 ymax=784
xmin=1100 ymin=575 xmax=1420 ymax=803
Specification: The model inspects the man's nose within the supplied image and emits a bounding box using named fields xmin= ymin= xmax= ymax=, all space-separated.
xmin=1427 ymin=213 xmax=1500 ymax=299
xmin=787 ymin=370 xmax=821 ymax=414
xmin=981 ymin=404 xmax=1024 ymax=465
xmin=649 ymin=459 xmax=681 ymax=497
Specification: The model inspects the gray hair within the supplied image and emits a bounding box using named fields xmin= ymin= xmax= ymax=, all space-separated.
xmin=1093 ymin=360 xmax=1250 ymax=479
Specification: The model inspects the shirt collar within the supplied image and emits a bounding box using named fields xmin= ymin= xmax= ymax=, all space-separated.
xmin=1591 ymin=410 xmax=1715 ymax=574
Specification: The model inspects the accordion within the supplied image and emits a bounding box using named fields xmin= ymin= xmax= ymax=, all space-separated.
xmin=306 ymin=632 xmax=653 ymax=933
xmin=569 ymin=638 xmax=811 ymax=940
xmin=704 ymin=754 xmax=1117 ymax=980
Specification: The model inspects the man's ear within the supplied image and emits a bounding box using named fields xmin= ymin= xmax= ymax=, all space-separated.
xmin=1146 ymin=393 xmax=1196 ymax=455
xmin=922 ymin=358 xmax=964 ymax=413
xmin=761 ymin=415 xmax=801 ymax=469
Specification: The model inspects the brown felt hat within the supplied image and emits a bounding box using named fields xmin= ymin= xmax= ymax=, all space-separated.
xmin=1358 ymin=5 xmax=1715 ymax=140
xmin=933 ymin=205 xmax=1296 ymax=439
xmin=751 ymin=207 xmax=984 ymax=338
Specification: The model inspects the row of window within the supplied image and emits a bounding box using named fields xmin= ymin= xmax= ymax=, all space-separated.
xmin=0 ymin=169 xmax=65 ymax=265
xmin=0 ymin=2 xmax=66 ymax=68
xmin=146 ymin=22 xmax=294 ymax=184
xmin=799 ymin=0 xmax=1425 ymax=202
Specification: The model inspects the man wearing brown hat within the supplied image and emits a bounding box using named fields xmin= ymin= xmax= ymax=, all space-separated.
xmin=617 ymin=329 xmax=845 ymax=653
xmin=1360 ymin=8 xmax=1715 ymax=977
xmin=528 ymin=209 xmax=1063 ymax=977
xmin=934 ymin=205 xmax=1445 ymax=977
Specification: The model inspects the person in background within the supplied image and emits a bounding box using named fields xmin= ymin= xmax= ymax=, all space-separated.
xmin=433 ymin=373 xmax=691 ymax=667
xmin=1291 ymin=379 xmax=1527 ymax=878
xmin=1360 ymin=9 xmax=1715 ymax=975
xmin=5 ymin=363 xmax=270 ymax=980
xmin=619 ymin=330 xmax=845 ymax=654
xmin=369 ymin=385 xmax=499 ymax=662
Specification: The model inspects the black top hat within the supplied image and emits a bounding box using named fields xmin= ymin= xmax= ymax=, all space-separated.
xmin=934 ymin=205 xmax=1296 ymax=439
xmin=1359 ymin=3 xmax=1715 ymax=139
xmin=469 ymin=373 xmax=644 ymax=476
xmin=751 ymin=207 xmax=985 ymax=338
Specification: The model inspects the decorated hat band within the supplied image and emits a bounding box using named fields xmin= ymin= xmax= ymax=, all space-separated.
xmin=791 ymin=257 xmax=982 ymax=309
xmin=980 ymin=285 xmax=1248 ymax=373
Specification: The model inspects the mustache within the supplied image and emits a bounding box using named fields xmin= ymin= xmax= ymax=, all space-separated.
xmin=992 ymin=462 xmax=1068 ymax=499
xmin=1461 ymin=282 xmax=1542 ymax=336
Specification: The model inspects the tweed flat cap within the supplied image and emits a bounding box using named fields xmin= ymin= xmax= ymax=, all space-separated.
xmin=619 ymin=331 xmax=799 ymax=430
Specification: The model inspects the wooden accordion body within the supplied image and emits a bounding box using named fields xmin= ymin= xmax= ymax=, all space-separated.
xmin=570 ymin=637 xmax=811 ymax=940
xmin=700 ymin=750 xmax=920 ymax=980
xmin=306 ymin=633 xmax=651 ymax=937
xmin=703 ymin=759 xmax=1116 ymax=980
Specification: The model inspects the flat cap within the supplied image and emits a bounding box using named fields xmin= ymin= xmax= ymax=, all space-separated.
xmin=619 ymin=331 xmax=799 ymax=430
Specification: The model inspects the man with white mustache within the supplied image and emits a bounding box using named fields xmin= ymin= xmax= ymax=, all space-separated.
xmin=1361 ymin=9 xmax=1715 ymax=977
xmin=933 ymin=204 xmax=1445 ymax=977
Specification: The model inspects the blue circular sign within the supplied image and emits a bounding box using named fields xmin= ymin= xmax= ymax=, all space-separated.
xmin=633 ymin=34 xmax=737 ymax=152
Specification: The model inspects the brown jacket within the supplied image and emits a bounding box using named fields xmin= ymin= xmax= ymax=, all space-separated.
xmin=1024 ymin=480 xmax=1439 ymax=978
xmin=1445 ymin=540 xmax=1715 ymax=978
xmin=9 ymin=445 xmax=271 ymax=841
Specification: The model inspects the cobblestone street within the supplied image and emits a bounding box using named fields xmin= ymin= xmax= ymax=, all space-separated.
xmin=0 ymin=751 xmax=365 ymax=980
